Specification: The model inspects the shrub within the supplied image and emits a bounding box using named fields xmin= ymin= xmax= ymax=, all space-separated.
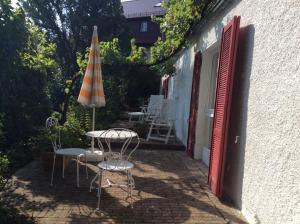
xmin=60 ymin=109 xmax=88 ymax=148
xmin=0 ymin=154 xmax=9 ymax=189
xmin=0 ymin=113 xmax=5 ymax=150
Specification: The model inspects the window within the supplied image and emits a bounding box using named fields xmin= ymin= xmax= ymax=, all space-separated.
xmin=140 ymin=21 xmax=148 ymax=32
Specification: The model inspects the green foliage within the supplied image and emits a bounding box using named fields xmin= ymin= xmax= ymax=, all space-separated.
xmin=1 ymin=67 xmax=51 ymax=146
xmin=0 ymin=3 xmax=27 ymax=71
xmin=21 ymin=23 xmax=58 ymax=73
xmin=150 ymin=0 xmax=206 ymax=74
xmin=151 ymin=58 xmax=176 ymax=76
xmin=0 ymin=1 xmax=51 ymax=150
xmin=59 ymin=109 xmax=88 ymax=148
xmin=0 ymin=114 xmax=5 ymax=148
xmin=127 ymin=39 xmax=147 ymax=64
xmin=20 ymin=22 xmax=62 ymax=108
xmin=0 ymin=154 xmax=9 ymax=188
xmin=100 ymin=38 xmax=127 ymax=65
xmin=28 ymin=128 xmax=53 ymax=155
xmin=21 ymin=0 xmax=131 ymax=123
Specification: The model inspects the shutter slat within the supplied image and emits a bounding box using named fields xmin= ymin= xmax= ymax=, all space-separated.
xmin=208 ymin=16 xmax=240 ymax=197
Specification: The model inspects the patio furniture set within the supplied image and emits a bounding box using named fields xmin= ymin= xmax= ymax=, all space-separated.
xmin=46 ymin=117 xmax=140 ymax=210
xmin=128 ymin=94 xmax=177 ymax=144
xmin=45 ymin=94 xmax=176 ymax=210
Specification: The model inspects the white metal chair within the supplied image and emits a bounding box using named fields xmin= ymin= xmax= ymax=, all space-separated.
xmin=46 ymin=117 xmax=88 ymax=187
xmin=146 ymin=99 xmax=176 ymax=144
xmin=94 ymin=128 xmax=140 ymax=209
xmin=128 ymin=95 xmax=163 ymax=123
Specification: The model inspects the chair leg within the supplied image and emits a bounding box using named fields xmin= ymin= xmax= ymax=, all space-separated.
xmin=76 ymin=156 xmax=80 ymax=188
xmin=156 ymin=126 xmax=160 ymax=136
xmin=173 ymin=126 xmax=177 ymax=142
xmin=97 ymin=169 xmax=103 ymax=210
xmin=129 ymin=114 xmax=132 ymax=123
xmin=62 ymin=155 xmax=65 ymax=178
xmin=126 ymin=170 xmax=130 ymax=197
xmin=147 ymin=123 xmax=154 ymax=141
xmin=50 ymin=154 xmax=56 ymax=186
xmin=90 ymin=173 xmax=98 ymax=192
xmin=165 ymin=124 xmax=172 ymax=144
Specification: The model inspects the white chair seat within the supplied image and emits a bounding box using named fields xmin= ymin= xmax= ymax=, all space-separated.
xmin=56 ymin=148 xmax=86 ymax=156
xmin=128 ymin=112 xmax=145 ymax=116
xmin=97 ymin=160 xmax=134 ymax=171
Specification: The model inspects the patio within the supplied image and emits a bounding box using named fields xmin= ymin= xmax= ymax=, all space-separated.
xmin=1 ymin=150 xmax=247 ymax=224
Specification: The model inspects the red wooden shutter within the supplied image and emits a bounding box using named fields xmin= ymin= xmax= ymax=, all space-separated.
xmin=162 ymin=76 xmax=170 ymax=99
xmin=208 ymin=16 xmax=240 ymax=197
xmin=187 ymin=51 xmax=202 ymax=157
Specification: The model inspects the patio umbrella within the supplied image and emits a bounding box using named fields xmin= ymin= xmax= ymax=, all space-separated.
xmin=78 ymin=26 xmax=105 ymax=152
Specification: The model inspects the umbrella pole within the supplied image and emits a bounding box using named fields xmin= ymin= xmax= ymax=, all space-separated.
xmin=91 ymin=107 xmax=95 ymax=152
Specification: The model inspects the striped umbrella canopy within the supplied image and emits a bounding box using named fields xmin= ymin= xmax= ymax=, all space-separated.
xmin=78 ymin=26 xmax=105 ymax=151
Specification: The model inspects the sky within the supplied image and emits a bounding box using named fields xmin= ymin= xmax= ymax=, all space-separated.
xmin=11 ymin=0 xmax=18 ymax=8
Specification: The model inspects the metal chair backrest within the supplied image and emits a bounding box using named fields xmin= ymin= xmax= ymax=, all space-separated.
xmin=45 ymin=117 xmax=61 ymax=153
xmin=98 ymin=128 xmax=140 ymax=162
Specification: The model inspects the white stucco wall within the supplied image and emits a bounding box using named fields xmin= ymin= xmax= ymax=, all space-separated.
xmin=170 ymin=0 xmax=300 ymax=223
xmin=170 ymin=47 xmax=195 ymax=145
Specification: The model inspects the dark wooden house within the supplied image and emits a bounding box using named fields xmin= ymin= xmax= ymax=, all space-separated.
xmin=122 ymin=0 xmax=165 ymax=48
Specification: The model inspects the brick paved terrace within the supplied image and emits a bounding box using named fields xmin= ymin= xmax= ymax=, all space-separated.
xmin=1 ymin=150 xmax=247 ymax=224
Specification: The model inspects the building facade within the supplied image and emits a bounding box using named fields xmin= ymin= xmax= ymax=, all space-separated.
xmin=121 ymin=0 xmax=165 ymax=47
xmin=166 ymin=0 xmax=300 ymax=223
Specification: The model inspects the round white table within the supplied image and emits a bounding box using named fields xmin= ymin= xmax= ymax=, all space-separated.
xmin=86 ymin=130 xmax=138 ymax=139
xmin=85 ymin=130 xmax=139 ymax=161
xmin=127 ymin=112 xmax=145 ymax=123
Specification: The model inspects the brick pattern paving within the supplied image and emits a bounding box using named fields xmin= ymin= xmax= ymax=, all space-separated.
xmin=1 ymin=150 xmax=247 ymax=224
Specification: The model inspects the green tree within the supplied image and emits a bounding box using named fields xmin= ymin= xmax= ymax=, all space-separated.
xmin=0 ymin=1 xmax=27 ymax=77
xmin=21 ymin=23 xmax=57 ymax=73
xmin=0 ymin=1 xmax=51 ymax=149
xmin=21 ymin=0 xmax=130 ymax=123
xmin=150 ymin=0 xmax=207 ymax=73
xmin=21 ymin=23 xmax=63 ymax=109
xmin=0 ymin=0 xmax=26 ymax=147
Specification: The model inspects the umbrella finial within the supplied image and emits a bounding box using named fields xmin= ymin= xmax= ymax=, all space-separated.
xmin=93 ymin=25 xmax=97 ymax=31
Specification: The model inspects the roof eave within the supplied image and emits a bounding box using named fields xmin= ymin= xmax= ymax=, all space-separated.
xmin=173 ymin=0 xmax=235 ymax=59
xmin=193 ymin=0 xmax=235 ymax=36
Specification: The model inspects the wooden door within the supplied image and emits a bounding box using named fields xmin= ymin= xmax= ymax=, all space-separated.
xmin=208 ymin=16 xmax=240 ymax=197
xmin=187 ymin=51 xmax=202 ymax=157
